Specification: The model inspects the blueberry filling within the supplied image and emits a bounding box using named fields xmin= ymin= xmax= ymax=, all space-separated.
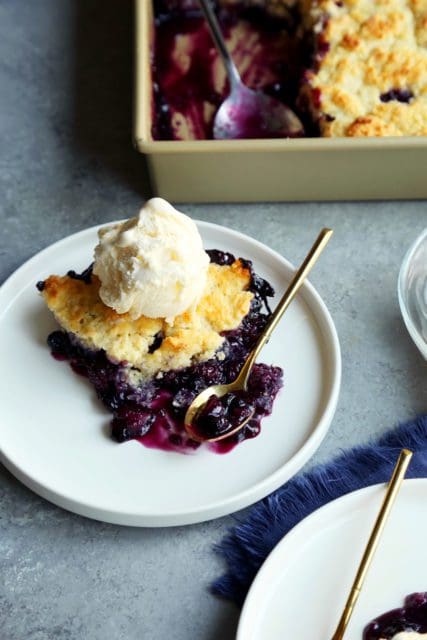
xmin=364 ymin=593 xmax=427 ymax=639
xmin=193 ymin=391 xmax=255 ymax=439
xmin=380 ymin=89 xmax=414 ymax=104
xmin=43 ymin=250 xmax=283 ymax=454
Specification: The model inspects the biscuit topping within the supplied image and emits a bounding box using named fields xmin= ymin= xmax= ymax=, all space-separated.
xmin=41 ymin=260 xmax=253 ymax=378
xmin=302 ymin=0 xmax=427 ymax=136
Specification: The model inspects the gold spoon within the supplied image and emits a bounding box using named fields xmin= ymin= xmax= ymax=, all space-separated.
xmin=184 ymin=227 xmax=333 ymax=443
xmin=331 ymin=448 xmax=413 ymax=640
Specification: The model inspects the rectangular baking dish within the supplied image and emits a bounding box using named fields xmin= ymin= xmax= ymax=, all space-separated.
xmin=133 ymin=0 xmax=427 ymax=203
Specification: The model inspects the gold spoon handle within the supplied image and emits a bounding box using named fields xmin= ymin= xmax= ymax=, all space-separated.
xmin=331 ymin=448 xmax=413 ymax=640
xmin=237 ymin=228 xmax=333 ymax=388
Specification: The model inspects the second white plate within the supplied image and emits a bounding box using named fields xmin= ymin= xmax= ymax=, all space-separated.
xmin=0 ymin=221 xmax=340 ymax=526
xmin=238 ymin=479 xmax=427 ymax=639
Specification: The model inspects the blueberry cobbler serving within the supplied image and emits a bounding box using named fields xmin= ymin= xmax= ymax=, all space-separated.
xmin=152 ymin=0 xmax=427 ymax=139
xmin=37 ymin=198 xmax=283 ymax=454
xmin=364 ymin=593 xmax=427 ymax=639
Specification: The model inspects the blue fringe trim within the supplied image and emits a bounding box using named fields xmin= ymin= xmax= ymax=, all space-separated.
xmin=212 ymin=415 xmax=427 ymax=606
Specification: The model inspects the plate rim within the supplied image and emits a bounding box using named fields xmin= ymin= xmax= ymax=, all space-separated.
xmin=0 ymin=220 xmax=341 ymax=526
xmin=237 ymin=477 xmax=427 ymax=639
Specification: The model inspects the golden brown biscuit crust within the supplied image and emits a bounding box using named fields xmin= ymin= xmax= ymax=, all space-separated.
xmin=301 ymin=0 xmax=427 ymax=136
xmin=41 ymin=261 xmax=253 ymax=379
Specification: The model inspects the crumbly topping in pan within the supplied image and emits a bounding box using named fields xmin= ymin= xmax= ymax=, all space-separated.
xmin=301 ymin=0 xmax=427 ymax=136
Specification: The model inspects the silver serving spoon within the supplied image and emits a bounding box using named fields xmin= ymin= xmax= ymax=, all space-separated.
xmin=198 ymin=0 xmax=304 ymax=139
xmin=184 ymin=228 xmax=333 ymax=443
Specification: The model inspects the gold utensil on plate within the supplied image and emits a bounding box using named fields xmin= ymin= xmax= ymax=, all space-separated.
xmin=184 ymin=227 xmax=333 ymax=443
xmin=331 ymin=447 xmax=413 ymax=640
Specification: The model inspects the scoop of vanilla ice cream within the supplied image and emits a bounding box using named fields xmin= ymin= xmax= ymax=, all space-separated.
xmin=93 ymin=198 xmax=210 ymax=320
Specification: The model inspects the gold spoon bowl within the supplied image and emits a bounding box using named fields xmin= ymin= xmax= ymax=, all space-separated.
xmin=184 ymin=227 xmax=334 ymax=443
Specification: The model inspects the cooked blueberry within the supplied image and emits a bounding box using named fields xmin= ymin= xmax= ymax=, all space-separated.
xmin=228 ymin=394 xmax=253 ymax=422
xmin=36 ymin=280 xmax=45 ymax=291
xmin=242 ymin=420 xmax=261 ymax=439
xmin=406 ymin=593 xmax=427 ymax=608
xmin=171 ymin=389 xmax=195 ymax=417
xmin=200 ymin=395 xmax=224 ymax=420
xmin=380 ymin=88 xmax=414 ymax=103
xmin=207 ymin=249 xmax=235 ymax=266
xmin=194 ymin=396 xmax=228 ymax=437
xmin=98 ymin=387 xmax=125 ymax=411
xmin=47 ymin=330 xmax=71 ymax=357
xmin=112 ymin=410 xmax=154 ymax=442
xmin=148 ymin=331 xmax=164 ymax=353
xmin=67 ymin=263 xmax=93 ymax=284
xmin=364 ymin=592 xmax=427 ymax=639
xmin=194 ymin=392 xmax=256 ymax=438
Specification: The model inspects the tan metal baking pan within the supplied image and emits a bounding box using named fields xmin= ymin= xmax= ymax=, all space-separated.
xmin=133 ymin=0 xmax=427 ymax=203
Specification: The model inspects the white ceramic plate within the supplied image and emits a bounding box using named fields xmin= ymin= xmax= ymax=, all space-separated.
xmin=0 ymin=222 xmax=340 ymax=526
xmin=238 ymin=479 xmax=427 ymax=639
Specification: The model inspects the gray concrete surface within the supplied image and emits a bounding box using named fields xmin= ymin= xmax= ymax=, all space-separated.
xmin=0 ymin=1 xmax=426 ymax=639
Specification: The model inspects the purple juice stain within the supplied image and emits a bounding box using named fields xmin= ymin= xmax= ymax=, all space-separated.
xmin=151 ymin=0 xmax=306 ymax=140
xmin=364 ymin=593 xmax=427 ymax=639
xmin=43 ymin=250 xmax=284 ymax=455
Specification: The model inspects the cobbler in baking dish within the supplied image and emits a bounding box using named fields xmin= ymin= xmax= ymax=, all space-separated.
xmin=152 ymin=0 xmax=427 ymax=139
xmin=37 ymin=201 xmax=283 ymax=454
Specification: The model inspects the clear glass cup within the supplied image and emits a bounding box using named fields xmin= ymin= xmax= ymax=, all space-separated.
xmin=398 ymin=228 xmax=427 ymax=360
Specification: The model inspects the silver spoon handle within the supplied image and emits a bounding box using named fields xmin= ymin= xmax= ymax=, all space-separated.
xmin=238 ymin=228 xmax=333 ymax=388
xmin=198 ymin=0 xmax=241 ymax=89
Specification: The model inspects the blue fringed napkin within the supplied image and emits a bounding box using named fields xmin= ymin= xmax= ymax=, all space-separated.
xmin=212 ymin=415 xmax=427 ymax=605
